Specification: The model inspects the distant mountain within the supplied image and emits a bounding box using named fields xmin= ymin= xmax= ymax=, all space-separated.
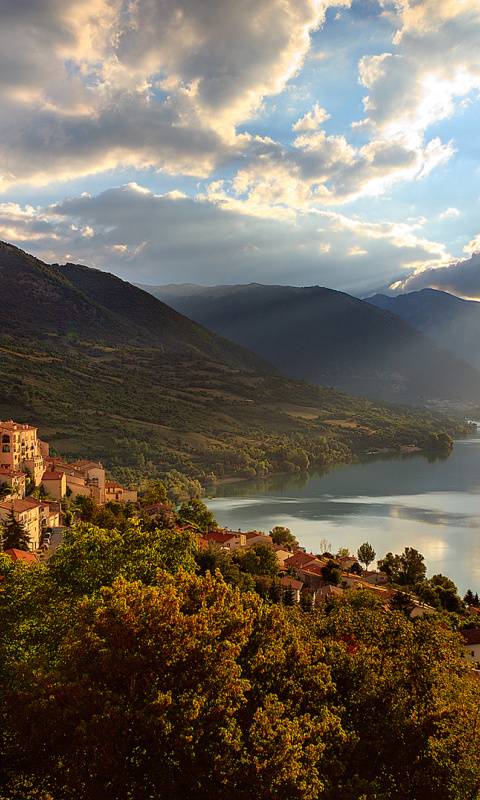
xmin=139 ymin=282 xmax=480 ymax=406
xmin=0 ymin=242 xmax=277 ymax=374
xmin=365 ymin=289 xmax=480 ymax=371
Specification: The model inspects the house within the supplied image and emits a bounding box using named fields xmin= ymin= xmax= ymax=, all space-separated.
xmin=2 ymin=548 xmax=39 ymax=565
xmin=22 ymin=497 xmax=61 ymax=532
xmin=280 ymin=576 xmax=303 ymax=603
xmin=284 ymin=552 xmax=319 ymax=571
xmin=0 ymin=499 xmax=41 ymax=550
xmin=105 ymin=481 xmax=123 ymax=502
xmin=42 ymin=458 xmax=100 ymax=502
xmin=460 ymin=629 xmax=480 ymax=663
xmin=67 ymin=459 xmax=106 ymax=503
xmin=244 ymin=531 xmax=273 ymax=548
xmin=0 ymin=419 xmax=45 ymax=486
xmin=0 ymin=467 xmax=26 ymax=498
xmin=362 ymin=570 xmax=388 ymax=586
xmin=315 ymin=584 xmax=344 ymax=602
xmin=41 ymin=471 xmax=67 ymax=500
xmin=273 ymin=546 xmax=293 ymax=569
xmin=336 ymin=555 xmax=358 ymax=570
xmin=145 ymin=503 xmax=174 ymax=522
xmin=205 ymin=529 xmax=246 ymax=551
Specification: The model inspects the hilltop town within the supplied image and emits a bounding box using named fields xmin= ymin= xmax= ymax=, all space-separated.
xmin=0 ymin=417 xmax=136 ymax=550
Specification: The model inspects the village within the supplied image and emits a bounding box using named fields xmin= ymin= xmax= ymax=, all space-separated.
xmin=2 ymin=416 xmax=480 ymax=664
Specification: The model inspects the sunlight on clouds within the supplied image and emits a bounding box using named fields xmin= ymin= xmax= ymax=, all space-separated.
xmin=293 ymin=103 xmax=330 ymax=131
xmin=439 ymin=207 xmax=460 ymax=219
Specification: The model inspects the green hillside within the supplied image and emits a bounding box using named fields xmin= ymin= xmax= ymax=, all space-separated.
xmin=0 ymin=241 xmax=473 ymax=492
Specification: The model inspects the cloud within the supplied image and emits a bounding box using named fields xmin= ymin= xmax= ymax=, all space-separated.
xmin=0 ymin=183 xmax=453 ymax=295
xmin=393 ymin=241 xmax=480 ymax=299
xmin=439 ymin=207 xmax=460 ymax=219
xmin=293 ymin=103 xmax=330 ymax=131
xmin=0 ymin=0 xmax=352 ymax=189
xmin=359 ymin=0 xmax=480 ymax=144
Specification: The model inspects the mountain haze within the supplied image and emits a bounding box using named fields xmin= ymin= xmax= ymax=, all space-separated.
xmin=366 ymin=288 xmax=480 ymax=371
xmin=140 ymin=282 xmax=480 ymax=406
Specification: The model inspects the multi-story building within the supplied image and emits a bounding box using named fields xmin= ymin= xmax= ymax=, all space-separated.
xmin=0 ymin=498 xmax=41 ymax=550
xmin=0 ymin=420 xmax=45 ymax=486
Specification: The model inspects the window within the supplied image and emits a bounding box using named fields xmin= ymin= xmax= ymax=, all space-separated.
xmin=1 ymin=435 xmax=10 ymax=443
xmin=2 ymin=445 xmax=10 ymax=452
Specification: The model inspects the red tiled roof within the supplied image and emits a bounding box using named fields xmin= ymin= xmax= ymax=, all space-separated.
xmin=284 ymin=552 xmax=318 ymax=569
xmin=0 ymin=499 xmax=38 ymax=513
xmin=42 ymin=471 xmax=65 ymax=480
xmin=0 ymin=467 xmax=25 ymax=477
xmin=461 ymin=629 xmax=480 ymax=646
xmin=205 ymin=531 xmax=238 ymax=544
xmin=3 ymin=549 xmax=39 ymax=564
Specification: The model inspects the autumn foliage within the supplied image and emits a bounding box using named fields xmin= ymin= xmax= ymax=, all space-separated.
xmin=1 ymin=522 xmax=480 ymax=799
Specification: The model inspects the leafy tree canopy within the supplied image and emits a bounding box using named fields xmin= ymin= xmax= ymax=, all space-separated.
xmin=176 ymin=498 xmax=218 ymax=533
xmin=356 ymin=542 xmax=376 ymax=570
xmin=269 ymin=525 xmax=298 ymax=550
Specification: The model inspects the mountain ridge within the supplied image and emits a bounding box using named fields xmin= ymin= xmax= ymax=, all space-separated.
xmin=139 ymin=282 xmax=480 ymax=406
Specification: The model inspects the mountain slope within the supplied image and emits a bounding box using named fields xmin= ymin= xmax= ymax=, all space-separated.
xmin=140 ymin=282 xmax=480 ymax=406
xmin=366 ymin=288 xmax=480 ymax=371
xmin=0 ymin=241 xmax=276 ymax=373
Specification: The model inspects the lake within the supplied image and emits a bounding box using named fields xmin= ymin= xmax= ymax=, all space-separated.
xmin=206 ymin=427 xmax=480 ymax=596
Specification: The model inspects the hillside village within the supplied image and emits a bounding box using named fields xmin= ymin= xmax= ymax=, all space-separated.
xmin=0 ymin=417 xmax=136 ymax=551
xmin=5 ymin=416 xmax=480 ymax=648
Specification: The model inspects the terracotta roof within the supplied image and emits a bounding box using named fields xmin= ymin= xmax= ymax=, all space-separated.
xmin=0 ymin=420 xmax=37 ymax=432
xmin=105 ymin=481 xmax=123 ymax=490
xmin=461 ymin=629 xmax=480 ymax=646
xmin=300 ymin=563 xmax=325 ymax=576
xmin=284 ymin=552 xmax=318 ymax=569
xmin=0 ymin=467 xmax=25 ymax=477
xmin=42 ymin=471 xmax=65 ymax=480
xmin=0 ymin=499 xmax=39 ymax=513
xmin=205 ymin=531 xmax=239 ymax=544
xmin=3 ymin=549 xmax=39 ymax=564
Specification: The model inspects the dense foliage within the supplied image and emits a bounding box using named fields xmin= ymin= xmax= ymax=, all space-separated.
xmin=1 ymin=522 xmax=480 ymax=799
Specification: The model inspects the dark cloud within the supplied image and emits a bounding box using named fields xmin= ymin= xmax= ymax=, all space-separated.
xmin=397 ymin=251 xmax=480 ymax=299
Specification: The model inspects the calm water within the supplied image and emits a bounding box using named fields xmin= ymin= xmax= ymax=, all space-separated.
xmin=206 ymin=428 xmax=480 ymax=595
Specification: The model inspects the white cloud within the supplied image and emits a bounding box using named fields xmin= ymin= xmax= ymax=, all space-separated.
xmin=439 ymin=207 xmax=460 ymax=219
xmin=293 ymin=103 xmax=330 ymax=131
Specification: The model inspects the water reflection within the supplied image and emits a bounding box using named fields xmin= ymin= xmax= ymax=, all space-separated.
xmin=206 ymin=433 xmax=480 ymax=595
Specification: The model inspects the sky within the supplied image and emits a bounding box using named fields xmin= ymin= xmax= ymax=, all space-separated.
xmin=1 ymin=0 xmax=480 ymax=298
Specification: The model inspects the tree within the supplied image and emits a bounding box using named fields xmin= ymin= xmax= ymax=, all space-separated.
xmin=233 ymin=543 xmax=279 ymax=578
xmin=1 ymin=507 xmax=31 ymax=551
xmin=1 ymin=573 xmax=344 ymax=800
xmin=321 ymin=559 xmax=342 ymax=587
xmin=269 ymin=525 xmax=298 ymax=550
xmin=464 ymin=589 xmax=475 ymax=605
xmin=140 ymin=480 xmax=169 ymax=507
xmin=388 ymin=590 xmax=415 ymax=617
xmin=176 ymin=498 xmax=217 ymax=532
xmin=378 ymin=547 xmax=426 ymax=586
xmin=357 ymin=542 xmax=376 ymax=570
